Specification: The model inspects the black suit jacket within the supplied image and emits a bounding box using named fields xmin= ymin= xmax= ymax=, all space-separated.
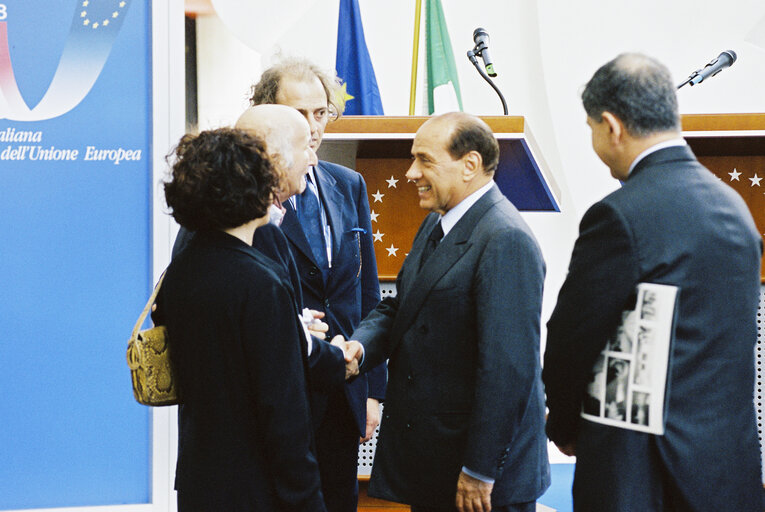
xmin=280 ymin=160 xmax=386 ymax=435
xmin=353 ymin=185 xmax=550 ymax=508
xmin=154 ymin=230 xmax=327 ymax=511
xmin=544 ymin=145 xmax=763 ymax=510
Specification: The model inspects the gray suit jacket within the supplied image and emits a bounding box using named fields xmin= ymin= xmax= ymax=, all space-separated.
xmin=544 ymin=145 xmax=763 ymax=511
xmin=354 ymin=184 xmax=550 ymax=508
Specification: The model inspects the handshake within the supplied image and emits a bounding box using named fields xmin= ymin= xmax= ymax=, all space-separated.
xmin=330 ymin=335 xmax=364 ymax=380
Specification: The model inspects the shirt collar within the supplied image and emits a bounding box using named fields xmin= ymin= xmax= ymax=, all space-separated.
xmin=440 ymin=180 xmax=494 ymax=237
xmin=628 ymin=138 xmax=687 ymax=175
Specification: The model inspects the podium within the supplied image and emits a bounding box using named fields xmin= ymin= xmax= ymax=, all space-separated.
xmin=321 ymin=116 xmax=560 ymax=280
xmin=681 ymin=113 xmax=765 ymax=282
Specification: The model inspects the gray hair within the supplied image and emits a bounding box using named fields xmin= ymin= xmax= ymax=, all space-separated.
xmin=582 ymin=53 xmax=680 ymax=137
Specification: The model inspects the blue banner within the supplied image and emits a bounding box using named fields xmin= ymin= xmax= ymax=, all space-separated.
xmin=0 ymin=1 xmax=151 ymax=508
xmin=335 ymin=0 xmax=384 ymax=115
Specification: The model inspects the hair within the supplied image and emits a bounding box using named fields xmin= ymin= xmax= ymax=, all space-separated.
xmin=249 ymin=56 xmax=345 ymax=118
xmin=442 ymin=112 xmax=500 ymax=174
xmin=582 ymin=53 xmax=680 ymax=137
xmin=164 ymin=128 xmax=279 ymax=231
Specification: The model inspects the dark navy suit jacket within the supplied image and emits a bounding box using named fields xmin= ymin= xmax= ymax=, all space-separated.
xmin=353 ymin=185 xmax=550 ymax=508
xmin=280 ymin=160 xmax=386 ymax=436
xmin=544 ymin=145 xmax=763 ymax=511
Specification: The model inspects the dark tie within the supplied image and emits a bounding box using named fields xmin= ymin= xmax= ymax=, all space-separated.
xmin=419 ymin=220 xmax=443 ymax=270
xmin=297 ymin=175 xmax=329 ymax=269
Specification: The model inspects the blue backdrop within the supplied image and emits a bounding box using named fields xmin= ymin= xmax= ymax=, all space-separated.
xmin=0 ymin=1 xmax=151 ymax=508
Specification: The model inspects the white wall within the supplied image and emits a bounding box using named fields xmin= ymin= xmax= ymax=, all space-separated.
xmin=194 ymin=0 xmax=765 ymax=464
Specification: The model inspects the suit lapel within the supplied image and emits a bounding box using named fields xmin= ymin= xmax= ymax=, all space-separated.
xmin=280 ymin=201 xmax=318 ymax=265
xmin=314 ymin=163 xmax=343 ymax=260
xmin=390 ymin=185 xmax=503 ymax=341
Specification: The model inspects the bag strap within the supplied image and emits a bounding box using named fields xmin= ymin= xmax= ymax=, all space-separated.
xmin=131 ymin=271 xmax=167 ymax=339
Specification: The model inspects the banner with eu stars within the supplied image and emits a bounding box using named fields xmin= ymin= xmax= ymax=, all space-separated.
xmin=0 ymin=1 xmax=151 ymax=508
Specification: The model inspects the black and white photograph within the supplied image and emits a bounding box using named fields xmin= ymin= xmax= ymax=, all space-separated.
xmin=604 ymin=358 xmax=630 ymax=421
xmin=631 ymin=391 xmax=650 ymax=426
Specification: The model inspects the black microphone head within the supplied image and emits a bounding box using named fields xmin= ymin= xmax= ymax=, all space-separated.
xmin=473 ymin=27 xmax=489 ymax=44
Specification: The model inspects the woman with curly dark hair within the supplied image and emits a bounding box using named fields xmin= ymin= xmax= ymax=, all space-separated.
xmin=153 ymin=128 xmax=327 ymax=511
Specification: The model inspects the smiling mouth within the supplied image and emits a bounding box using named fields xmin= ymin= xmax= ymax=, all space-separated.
xmin=417 ymin=185 xmax=431 ymax=194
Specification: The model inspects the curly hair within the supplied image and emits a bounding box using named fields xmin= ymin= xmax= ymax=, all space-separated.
xmin=164 ymin=128 xmax=280 ymax=231
xmin=249 ymin=56 xmax=345 ymax=118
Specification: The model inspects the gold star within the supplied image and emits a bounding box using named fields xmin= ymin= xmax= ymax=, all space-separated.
xmin=120 ymin=1 xmax=126 ymax=7
xmin=112 ymin=11 xmax=119 ymax=18
xmin=92 ymin=22 xmax=99 ymax=28
xmin=81 ymin=11 xmax=87 ymax=17
xmin=82 ymin=0 xmax=89 ymax=5
xmin=103 ymin=19 xmax=109 ymax=26
xmin=340 ymin=83 xmax=354 ymax=102
xmin=83 ymin=19 xmax=90 ymax=25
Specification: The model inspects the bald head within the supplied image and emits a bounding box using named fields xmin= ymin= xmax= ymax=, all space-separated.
xmin=235 ymin=104 xmax=317 ymax=200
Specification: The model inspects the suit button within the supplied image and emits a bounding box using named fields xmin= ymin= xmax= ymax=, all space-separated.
xmin=406 ymin=423 xmax=412 ymax=430
xmin=308 ymin=266 xmax=319 ymax=277
xmin=407 ymin=374 xmax=413 ymax=383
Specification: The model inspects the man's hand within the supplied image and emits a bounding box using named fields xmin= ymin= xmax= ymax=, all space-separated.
xmin=456 ymin=471 xmax=493 ymax=512
xmin=330 ymin=336 xmax=362 ymax=379
xmin=304 ymin=309 xmax=329 ymax=339
xmin=361 ymin=398 xmax=380 ymax=443
xmin=555 ymin=442 xmax=576 ymax=457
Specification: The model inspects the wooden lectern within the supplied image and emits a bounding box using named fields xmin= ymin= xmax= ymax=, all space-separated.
xmin=321 ymin=116 xmax=560 ymax=280
xmin=682 ymin=113 xmax=765 ymax=282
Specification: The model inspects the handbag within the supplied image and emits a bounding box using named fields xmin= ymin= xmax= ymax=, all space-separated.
xmin=126 ymin=272 xmax=178 ymax=406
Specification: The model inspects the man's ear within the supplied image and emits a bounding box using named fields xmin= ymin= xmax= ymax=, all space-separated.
xmin=462 ymin=150 xmax=482 ymax=181
xmin=601 ymin=111 xmax=624 ymax=144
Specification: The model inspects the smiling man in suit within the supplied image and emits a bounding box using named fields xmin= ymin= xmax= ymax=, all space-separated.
xmin=543 ymin=53 xmax=763 ymax=511
xmin=350 ymin=112 xmax=550 ymax=512
xmin=249 ymin=57 xmax=386 ymax=512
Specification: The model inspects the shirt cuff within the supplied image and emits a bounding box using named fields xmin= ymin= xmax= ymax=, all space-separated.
xmin=461 ymin=467 xmax=495 ymax=484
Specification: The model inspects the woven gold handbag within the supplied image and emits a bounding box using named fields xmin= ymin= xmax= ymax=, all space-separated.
xmin=126 ymin=273 xmax=178 ymax=406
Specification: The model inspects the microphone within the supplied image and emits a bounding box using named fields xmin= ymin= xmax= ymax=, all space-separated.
xmin=682 ymin=50 xmax=737 ymax=87
xmin=472 ymin=28 xmax=497 ymax=77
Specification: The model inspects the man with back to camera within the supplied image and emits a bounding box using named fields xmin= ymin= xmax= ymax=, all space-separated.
xmin=348 ymin=112 xmax=550 ymax=512
xmin=249 ymin=57 xmax=386 ymax=512
xmin=543 ymin=53 xmax=763 ymax=511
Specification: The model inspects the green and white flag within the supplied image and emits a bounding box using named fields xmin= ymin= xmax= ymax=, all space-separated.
xmin=425 ymin=0 xmax=463 ymax=114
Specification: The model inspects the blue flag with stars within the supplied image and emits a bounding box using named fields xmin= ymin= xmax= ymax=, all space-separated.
xmin=335 ymin=0 xmax=384 ymax=115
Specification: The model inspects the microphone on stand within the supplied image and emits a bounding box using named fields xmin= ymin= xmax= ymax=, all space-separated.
xmin=677 ymin=50 xmax=737 ymax=89
xmin=472 ymin=28 xmax=497 ymax=77
xmin=467 ymin=27 xmax=508 ymax=115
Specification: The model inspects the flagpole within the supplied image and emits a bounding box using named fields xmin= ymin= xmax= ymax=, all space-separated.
xmin=408 ymin=0 xmax=423 ymax=115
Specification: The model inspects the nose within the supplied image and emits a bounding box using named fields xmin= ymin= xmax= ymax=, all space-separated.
xmin=405 ymin=161 xmax=421 ymax=182
xmin=307 ymin=147 xmax=318 ymax=167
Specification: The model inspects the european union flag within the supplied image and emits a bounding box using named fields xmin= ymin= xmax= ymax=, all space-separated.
xmin=335 ymin=0 xmax=384 ymax=115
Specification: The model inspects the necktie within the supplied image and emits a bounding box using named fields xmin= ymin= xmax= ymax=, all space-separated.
xmin=297 ymin=175 xmax=329 ymax=269
xmin=419 ymin=220 xmax=443 ymax=270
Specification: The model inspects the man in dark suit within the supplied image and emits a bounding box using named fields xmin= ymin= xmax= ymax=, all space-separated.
xmin=349 ymin=112 xmax=550 ymax=512
xmin=543 ymin=53 xmax=763 ymax=511
xmin=249 ymin=57 xmax=386 ymax=512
